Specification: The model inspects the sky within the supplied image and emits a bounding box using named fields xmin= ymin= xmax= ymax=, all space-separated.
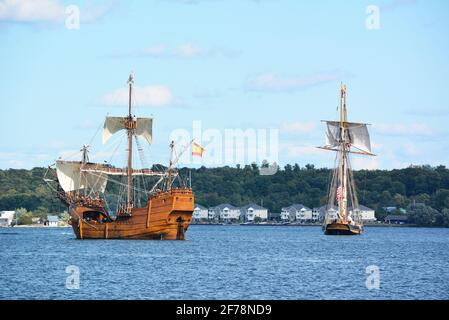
xmin=1 ymin=0 xmax=449 ymax=170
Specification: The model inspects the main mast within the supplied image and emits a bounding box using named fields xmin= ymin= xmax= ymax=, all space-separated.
xmin=339 ymin=83 xmax=348 ymax=222
xmin=126 ymin=74 xmax=134 ymax=212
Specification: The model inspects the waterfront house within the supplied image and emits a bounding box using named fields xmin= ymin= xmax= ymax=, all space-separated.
xmin=239 ymin=203 xmax=268 ymax=222
xmin=281 ymin=204 xmax=313 ymax=222
xmin=349 ymin=205 xmax=377 ymax=222
xmin=269 ymin=212 xmax=281 ymax=222
xmin=193 ymin=204 xmax=208 ymax=222
xmin=313 ymin=205 xmax=338 ymax=221
xmin=358 ymin=205 xmax=376 ymax=221
xmin=46 ymin=215 xmax=59 ymax=227
xmin=383 ymin=206 xmax=407 ymax=215
xmin=0 ymin=211 xmax=15 ymax=227
xmin=385 ymin=215 xmax=409 ymax=224
xmin=208 ymin=204 xmax=240 ymax=222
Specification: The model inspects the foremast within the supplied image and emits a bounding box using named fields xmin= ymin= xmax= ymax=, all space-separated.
xmin=125 ymin=74 xmax=134 ymax=213
xmin=337 ymin=83 xmax=349 ymax=223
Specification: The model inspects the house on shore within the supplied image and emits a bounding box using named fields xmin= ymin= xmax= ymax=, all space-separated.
xmin=356 ymin=205 xmax=376 ymax=221
xmin=208 ymin=204 xmax=240 ymax=223
xmin=269 ymin=212 xmax=281 ymax=222
xmin=0 ymin=211 xmax=15 ymax=227
xmin=239 ymin=203 xmax=268 ymax=222
xmin=313 ymin=205 xmax=337 ymax=221
xmin=45 ymin=215 xmax=59 ymax=227
xmin=385 ymin=215 xmax=409 ymax=224
xmin=281 ymin=204 xmax=314 ymax=223
xmin=193 ymin=204 xmax=208 ymax=222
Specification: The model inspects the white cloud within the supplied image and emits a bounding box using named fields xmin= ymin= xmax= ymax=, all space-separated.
xmin=175 ymin=43 xmax=202 ymax=58
xmin=280 ymin=122 xmax=316 ymax=134
xmin=281 ymin=143 xmax=324 ymax=158
xmin=246 ymin=71 xmax=341 ymax=93
xmin=137 ymin=43 xmax=239 ymax=59
xmin=373 ymin=122 xmax=434 ymax=136
xmin=402 ymin=142 xmax=419 ymax=156
xmin=102 ymin=85 xmax=174 ymax=107
xmin=0 ymin=0 xmax=111 ymax=24
xmin=351 ymin=157 xmax=380 ymax=170
xmin=0 ymin=0 xmax=64 ymax=22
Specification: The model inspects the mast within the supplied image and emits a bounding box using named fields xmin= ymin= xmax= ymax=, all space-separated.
xmin=339 ymin=83 xmax=348 ymax=222
xmin=167 ymin=140 xmax=174 ymax=190
xmin=126 ymin=74 xmax=134 ymax=211
xmin=81 ymin=145 xmax=89 ymax=196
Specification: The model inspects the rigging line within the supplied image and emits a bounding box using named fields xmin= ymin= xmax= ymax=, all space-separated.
xmin=85 ymin=170 xmax=152 ymax=195
xmin=59 ymin=149 xmax=82 ymax=162
xmin=88 ymin=120 xmax=104 ymax=147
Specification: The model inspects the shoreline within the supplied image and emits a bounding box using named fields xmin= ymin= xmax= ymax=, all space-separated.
xmin=191 ymin=222 xmax=419 ymax=227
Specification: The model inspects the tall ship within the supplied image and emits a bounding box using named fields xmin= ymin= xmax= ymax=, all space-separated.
xmin=45 ymin=74 xmax=194 ymax=240
xmin=318 ymin=83 xmax=375 ymax=235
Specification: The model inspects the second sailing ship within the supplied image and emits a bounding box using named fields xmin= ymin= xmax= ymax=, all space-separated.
xmin=319 ymin=84 xmax=375 ymax=235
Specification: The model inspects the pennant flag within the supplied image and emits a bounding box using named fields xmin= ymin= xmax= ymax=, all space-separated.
xmin=192 ymin=143 xmax=205 ymax=157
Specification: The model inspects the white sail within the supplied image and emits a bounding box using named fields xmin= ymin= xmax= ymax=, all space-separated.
xmin=323 ymin=121 xmax=372 ymax=154
xmin=56 ymin=161 xmax=108 ymax=193
xmin=102 ymin=116 xmax=153 ymax=144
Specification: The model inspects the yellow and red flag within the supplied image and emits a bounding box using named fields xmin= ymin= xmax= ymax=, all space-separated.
xmin=192 ymin=142 xmax=205 ymax=157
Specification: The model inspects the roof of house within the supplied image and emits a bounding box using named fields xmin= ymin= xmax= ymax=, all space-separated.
xmin=0 ymin=211 xmax=15 ymax=219
xmin=240 ymin=203 xmax=267 ymax=211
xmin=269 ymin=212 xmax=281 ymax=218
xmin=385 ymin=215 xmax=408 ymax=221
xmin=281 ymin=204 xmax=311 ymax=212
xmin=194 ymin=204 xmax=207 ymax=210
xmin=209 ymin=203 xmax=238 ymax=211
xmin=47 ymin=215 xmax=59 ymax=222
xmin=358 ymin=205 xmax=374 ymax=211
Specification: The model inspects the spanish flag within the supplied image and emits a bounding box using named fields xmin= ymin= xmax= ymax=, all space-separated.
xmin=192 ymin=142 xmax=205 ymax=157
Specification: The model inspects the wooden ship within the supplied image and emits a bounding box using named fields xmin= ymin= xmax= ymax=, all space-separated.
xmin=45 ymin=74 xmax=194 ymax=239
xmin=318 ymin=83 xmax=375 ymax=235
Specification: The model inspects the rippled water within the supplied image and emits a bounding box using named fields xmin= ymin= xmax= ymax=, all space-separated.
xmin=0 ymin=226 xmax=448 ymax=300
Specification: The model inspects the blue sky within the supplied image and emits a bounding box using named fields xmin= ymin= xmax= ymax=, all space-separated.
xmin=1 ymin=0 xmax=449 ymax=170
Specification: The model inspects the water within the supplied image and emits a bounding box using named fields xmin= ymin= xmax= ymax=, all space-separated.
xmin=0 ymin=225 xmax=448 ymax=300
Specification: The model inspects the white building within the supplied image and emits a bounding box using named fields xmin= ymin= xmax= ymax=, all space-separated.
xmin=208 ymin=204 xmax=241 ymax=222
xmin=354 ymin=205 xmax=376 ymax=222
xmin=281 ymin=204 xmax=313 ymax=222
xmin=46 ymin=215 xmax=59 ymax=227
xmin=313 ymin=205 xmax=337 ymax=221
xmin=0 ymin=211 xmax=15 ymax=227
xmin=315 ymin=205 xmax=376 ymax=222
xmin=240 ymin=203 xmax=268 ymax=222
xmin=193 ymin=204 xmax=208 ymax=221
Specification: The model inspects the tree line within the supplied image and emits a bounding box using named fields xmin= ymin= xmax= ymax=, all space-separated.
xmin=1 ymin=164 xmax=449 ymax=226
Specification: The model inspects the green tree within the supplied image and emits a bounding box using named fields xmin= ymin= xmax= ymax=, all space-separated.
xmin=15 ymin=208 xmax=33 ymax=225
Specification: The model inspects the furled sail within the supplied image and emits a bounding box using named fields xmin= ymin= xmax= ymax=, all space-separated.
xmin=323 ymin=121 xmax=372 ymax=154
xmin=102 ymin=116 xmax=153 ymax=144
xmin=56 ymin=161 xmax=108 ymax=193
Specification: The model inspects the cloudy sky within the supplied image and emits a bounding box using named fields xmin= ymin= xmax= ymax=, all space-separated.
xmin=1 ymin=0 xmax=448 ymax=170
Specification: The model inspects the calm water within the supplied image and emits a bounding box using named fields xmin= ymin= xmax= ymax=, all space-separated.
xmin=0 ymin=225 xmax=448 ymax=300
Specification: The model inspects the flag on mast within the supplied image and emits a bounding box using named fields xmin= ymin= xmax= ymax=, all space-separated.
xmin=192 ymin=143 xmax=205 ymax=157
xmin=336 ymin=185 xmax=342 ymax=201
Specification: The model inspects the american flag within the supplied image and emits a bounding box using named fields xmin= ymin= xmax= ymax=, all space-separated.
xmin=336 ymin=185 xmax=342 ymax=201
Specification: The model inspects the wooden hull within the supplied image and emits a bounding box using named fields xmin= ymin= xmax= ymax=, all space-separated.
xmin=324 ymin=222 xmax=363 ymax=235
xmin=68 ymin=189 xmax=194 ymax=240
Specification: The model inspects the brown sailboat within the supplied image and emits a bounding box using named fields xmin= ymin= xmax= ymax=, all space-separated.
xmin=318 ymin=83 xmax=375 ymax=235
xmin=46 ymin=74 xmax=194 ymax=240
